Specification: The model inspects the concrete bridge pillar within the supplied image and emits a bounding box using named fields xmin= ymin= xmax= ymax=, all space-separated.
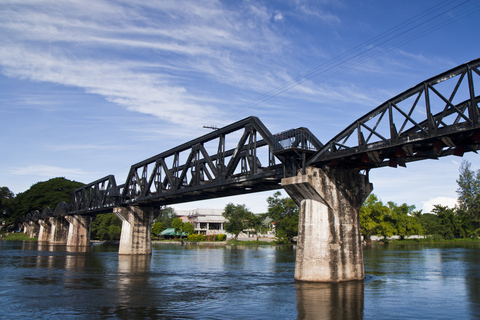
xmin=49 ymin=217 xmax=69 ymax=244
xmin=114 ymin=206 xmax=156 ymax=255
xmin=23 ymin=222 xmax=30 ymax=235
xmin=28 ymin=221 xmax=39 ymax=239
xmin=38 ymin=219 xmax=51 ymax=242
xmin=282 ymin=166 xmax=373 ymax=282
xmin=66 ymin=215 xmax=91 ymax=247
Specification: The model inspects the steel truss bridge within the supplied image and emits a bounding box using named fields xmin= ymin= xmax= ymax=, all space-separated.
xmin=21 ymin=58 xmax=480 ymax=219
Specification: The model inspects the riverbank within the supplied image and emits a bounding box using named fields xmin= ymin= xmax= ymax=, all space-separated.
xmin=0 ymin=232 xmax=37 ymax=241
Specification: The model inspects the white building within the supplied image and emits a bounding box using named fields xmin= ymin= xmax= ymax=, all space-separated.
xmin=176 ymin=208 xmax=226 ymax=235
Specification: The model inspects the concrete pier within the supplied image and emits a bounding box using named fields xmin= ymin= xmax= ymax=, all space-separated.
xmin=49 ymin=217 xmax=69 ymax=244
xmin=114 ymin=206 xmax=156 ymax=255
xmin=66 ymin=215 xmax=91 ymax=247
xmin=38 ymin=219 xmax=51 ymax=242
xmin=282 ymin=166 xmax=373 ymax=282
xmin=28 ymin=221 xmax=39 ymax=239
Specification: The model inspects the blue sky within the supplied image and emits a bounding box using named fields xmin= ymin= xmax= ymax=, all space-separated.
xmin=1 ymin=0 xmax=479 ymax=213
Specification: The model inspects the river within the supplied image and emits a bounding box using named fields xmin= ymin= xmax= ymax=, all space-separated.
xmin=0 ymin=241 xmax=479 ymax=319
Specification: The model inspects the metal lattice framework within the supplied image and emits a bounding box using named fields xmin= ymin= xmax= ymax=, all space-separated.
xmin=120 ymin=117 xmax=286 ymax=207
xmin=70 ymin=175 xmax=120 ymax=214
xmin=309 ymin=58 xmax=480 ymax=168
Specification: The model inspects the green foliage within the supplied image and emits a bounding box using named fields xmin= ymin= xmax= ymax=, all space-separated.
xmin=171 ymin=218 xmax=194 ymax=237
xmin=360 ymin=194 xmax=389 ymax=241
xmin=217 ymin=234 xmax=227 ymax=241
xmin=154 ymin=206 xmax=176 ymax=229
xmin=456 ymin=160 xmax=480 ymax=233
xmin=266 ymin=191 xmax=299 ymax=244
xmin=12 ymin=177 xmax=84 ymax=221
xmin=432 ymin=205 xmax=462 ymax=239
xmin=360 ymin=194 xmax=422 ymax=241
xmin=187 ymin=234 xmax=206 ymax=242
xmin=183 ymin=222 xmax=195 ymax=235
xmin=223 ymin=203 xmax=253 ymax=239
xmin=247 ymin=213 xmax=268 ymax=240
xmin=151 ymin=221 xmax=165 ymax=239
xmin=0 ymin=187 xmax=16 ymax=227
xmin=172 ymin=217 xmax=184 ymax=234
xmin=91 ymin=212 xmax=122 ymax=240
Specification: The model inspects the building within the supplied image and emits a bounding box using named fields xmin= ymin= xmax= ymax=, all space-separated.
xmin=176 ymin=208 xmax=226 ymax=235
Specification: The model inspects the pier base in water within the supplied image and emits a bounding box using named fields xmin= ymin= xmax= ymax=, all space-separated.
xmin=114 ymin=206 xmax=156 ymax=255
xmin=282 ymin=166 xmax=372 ymax=282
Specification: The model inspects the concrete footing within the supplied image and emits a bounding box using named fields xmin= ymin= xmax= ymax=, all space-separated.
xmin=49 ymin=217 xmax=69 ymax=244
xmin=282 ymin=166 xmax=373 ymax=282
xmin=38 ymin=219 xmax=51 ymax=242
xmin=66 ymin=215 xmax=91 ymax=247
xmin=28 ymin=221 xmax=39 ymax=239
xmin=114 ymin=206 xmax=156 ymax=255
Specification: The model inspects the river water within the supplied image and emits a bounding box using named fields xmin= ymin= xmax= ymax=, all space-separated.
xmin=0 ymin=241 xmax=479 ymax=319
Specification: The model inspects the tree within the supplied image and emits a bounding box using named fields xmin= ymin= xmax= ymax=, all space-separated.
xmin=183 ymin=222 xmax=195 ymax=235
xmin=154 ymin=206 xmax=177 ymax=229
xmin=90 ymin=212 xmax=122 ymax=240
xmin=0 ymin=187 xmax=15 ymax=227
xmin=359 ymin=194 xmax=386 ymax=241
xmin=171 ymin=218 xmax=194 ymax=238
xmin=223 ymin=203 xmax=252 ymax=240
xmin=388 ymin=201 xmax=423 ymax=240
xmin=432 ymin=205 xmax=461 ymax=239
xmin=151 ymin=221 xmax=165 ymax=239
xmin=247 ymin=213 xmax=268 ymax=241
xmin=266 ymin=192 xmax=299 ymax=243
xmin=172 ymin=218 xmax=184 ymax=236
xmin=456 ymin=160 xmax=480 ymax=233
xmin=13 ymin=177 xmax=84 ymax=221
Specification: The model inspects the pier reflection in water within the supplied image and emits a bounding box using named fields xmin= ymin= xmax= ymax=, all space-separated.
xmin=296 ymin=281 xmax=364 ymax=320
xmin=0 ymin=241 xmax=479 ymax=319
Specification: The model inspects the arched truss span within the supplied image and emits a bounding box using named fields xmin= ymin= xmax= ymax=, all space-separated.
xmin=308 ymin=58 xmax=480 ymax=168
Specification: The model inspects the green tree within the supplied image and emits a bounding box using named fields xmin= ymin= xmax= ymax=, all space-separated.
xmin=183 ymin=222 xmax=195 ymax=235
xmin=91 ymin=212 xmax=122 ymax=240
xmin=456 ymin=160 xmax=480 ymax=234
xmin=154 ymin=206 xmax=177 ymax=229
xmin=248 ymin=213 xmax=268 ymax=241
xmin=172 ymin=217 xmax=184 ymax=236
xmin=0 ymin=187 xmax=15 ymax=228
xmin=266 ymin=192 xmax=299 ymax=243
xmin=223 ymin=203 xmax=252 ymax=240
xmin=419 ymin=213 xmax=442 ymax=236
xmin=151 ymin=221 xmax=165 ymax=239
xmin=359 ymin=194 xmax=386 ymax=241
xmin=388 ymin=201 xmax=423 ymax=240
xmin=13 ymin=177 xmax=84 ymax=221
xmin=432 ymin=205 xmax=461 ymax=239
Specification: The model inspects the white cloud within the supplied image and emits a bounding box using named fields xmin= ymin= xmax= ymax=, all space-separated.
xmin=422 ymin=197 xmax=458 ymax=214
xmin=10 ymin=165 xmax=87 ymax=177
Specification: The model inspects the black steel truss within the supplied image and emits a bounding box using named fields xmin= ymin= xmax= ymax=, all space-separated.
xmin=120 ymin=117 xmax=285 ymax=207
xmin=70 ymin=175 xmax=120 ymax=214
xmin=309 ymin=58 xmax=480 ymax=168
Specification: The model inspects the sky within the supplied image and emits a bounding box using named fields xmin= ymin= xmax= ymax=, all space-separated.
xmin=1 ymin=0 xmax=479 ymax=214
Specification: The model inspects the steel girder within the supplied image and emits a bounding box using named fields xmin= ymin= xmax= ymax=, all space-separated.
xmin=70 ymin=175 xmax=120 ymax=214
xmin=120 ymin=116 xmax=286 ymax=206
xmin=309 ymin=58 xmax=480 ymax=168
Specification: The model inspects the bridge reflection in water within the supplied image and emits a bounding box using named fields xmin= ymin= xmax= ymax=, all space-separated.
xmin=2 ymin=241 xmax=479 ymax=319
